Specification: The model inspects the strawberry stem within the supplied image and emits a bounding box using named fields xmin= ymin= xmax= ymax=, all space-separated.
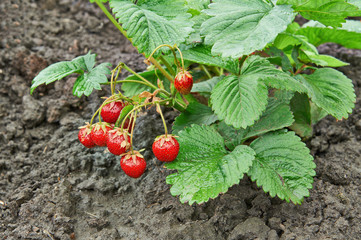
xmin=200 ymin=65 xmax=212 ymax=79
xmin=90 ymin=108 xmax=100 ymax=126
xmin=129 ymin=110 xmax=138 ymax=153
xmin=94 ymin=0 xmax=131 ymax=43
xmin=110 ymin=65 xmax=122 ymax=95
xmin=148 ymin=56 xmax=175 ymax=84
xmin=110 ymin=69 xmax=116 ymax=95
xmin=126 ymin=112 xmax=134 ymax=132
xmin=102 ymin=79 xmax=158 ymax=90
xmin=156 ymin=103 xmax=168 ymax=137
xmin=173 ymin=45 xmax=185 ymax=72
xmin=147 ymin=44 xmax=181 ymax=71
xmin=118 ymin=62 xmax=160 ymax=91
xmin=159 ymin=55 xmax=175 ymax=76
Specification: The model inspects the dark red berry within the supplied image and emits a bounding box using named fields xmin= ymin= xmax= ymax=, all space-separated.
xmin=78 ymin=124 xmax=95 ymax=148
xmin=174 ymin=70 xmax=193 ymax=95
xmin=107 ymin=128 xmax=131 ymax=155
xmin=152 ymin=135 xmax=179 ymax=162
xmin=101 ymin=101 xmax=125 ymax=123
xmin=120 ymin=152 xmax=146 ymax=178
xmin=90 ymin=122 xmax=112 ymax=146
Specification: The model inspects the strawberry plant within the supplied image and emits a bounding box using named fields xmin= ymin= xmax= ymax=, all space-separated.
xmin=31 ymin=0 xmax=361 ymax=204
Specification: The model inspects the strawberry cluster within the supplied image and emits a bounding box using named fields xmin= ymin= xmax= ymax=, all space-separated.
xmin=78 ymin=99 xmax=180 ymax=178
xmin=78 ymin=100 xmax=144 ymax=177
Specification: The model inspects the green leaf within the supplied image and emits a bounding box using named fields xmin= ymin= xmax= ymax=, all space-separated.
xmin=72 ymin=63 xmax=111 ymax=97
xmin=248 ymin=130 xmax=316 ymax=204
xmin=271 ymin=32 xmax=348 ymax=68
xmin=296 ymin=20 xmax=361 ymax=48
xmin=117 ymin=105 xmax=134 ymax=126
xmin=185 ymin=14 xmax=210 ymax=44
xmin=289 ymin=93 xmax=313 ymax=137
xmin=211 ymin=74 xmax=268 ymax=129
xmin=299 ymin=51 xmax=349 ymax=67
xmin=286 ymin=22 xmax=301 ymax=34
xmin=211 ymin=56 xmax=305 ymax=129
xmin=346 ymin=0 xmax=361 ymax=9
xmin=216 ymin=122 xmax=248 ymax=151
xmin=244 ymin=97 xmax=294 ymax=138
xmin=31 ymin=61 xmax=80 ymax=94
xmin=201 ymin=0 xmax=295 ymax=58
xmin=273 ymin=32 xmax=318 ymax=54
xmin=185 ymin=0 xmax=210 ymax=13
xmin=265 ymin=47 xmax=293 ymax=72
xmin=179 ymin=45 xmax=240 ymax=74
xmin=278 ymin=0 xmax=361 ymax=27
xmin=243 ymin=56 xmax=306 ymax=92
xmin=72 ymin=52 xmax=96 ymax=71
xmin=172 ymin=102 xmax=218 ymax=133
xmin=217 ymin=96 xmax=294 ymax=150
xmin=298 ymin=68 xmax=355 ymax=120
xmin=191 ymin=76 xmax=223 ymax=97
xmin=110 ymin=0 xmax=193 ymax=57
xmin=166 ymin=125 xmax=255 ymax=204
xmin=121 ymin=70 xmax=169 ymax=97
xmin=310 ymin=102 xmax=328 ymax=124
xmin=31 ymin=52 xmax=110 ymax=97
xmin=273 ymin=89 xmax=295 ymax=104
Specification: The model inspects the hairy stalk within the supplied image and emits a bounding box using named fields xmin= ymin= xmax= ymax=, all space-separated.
xmin=148 ymin=57 xmax=175 ymax=84
xmin=129 ymin=111 xmax=137 ymax=153
xmin=159 ymin=55 xmax=176 ymax=76
xmin=126 ymin=112 xmax=134 ymax=132
xmin=200 ymin=65 xmax=212 ymax=79
xmin=118 ymin=63 xmax=159 ymax=89
xmin=110 ymin=69 xmax=116 ymax=95
xmin=113 ymin=66 xmax=122 ymax=93
xmin=156 ymin=103 xmax=168 ymax=137
xmin=220 ymin=68 xmax=224 ymax=76
xmin=213 ymin=66 xmax=221 ymax=76
xmin=148 ymin=44 xmax=179 ymax=69
xmin=95 ymin=0 xmax=131 ymax=42
xmin=173 ymin=45 xmax=185 ymax=71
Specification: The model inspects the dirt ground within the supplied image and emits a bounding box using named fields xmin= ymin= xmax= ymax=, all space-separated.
xmin=0 ymin=1 xmax=360 ymax=239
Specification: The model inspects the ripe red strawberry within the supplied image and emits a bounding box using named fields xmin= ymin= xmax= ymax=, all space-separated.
xmin=120 ymin=151 xmax=146 ymax=178
xmin=107 ymin=128 xmax=131 ymax=155
xmin=152 ymin=135 xmax=179 ymax=162
xmin=101 ymin=100 xmax=125 ymax=123
xmin=78 ymin=124 xmax=95 ymax=148
xmin=174 ymin=70 xmax=193 ymax=95
xmin=90 ymin=122 xmax=112 ymax=146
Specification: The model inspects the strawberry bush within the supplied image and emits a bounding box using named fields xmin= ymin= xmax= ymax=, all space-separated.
xmin=31 ymin=0 xmax=361 ymax=205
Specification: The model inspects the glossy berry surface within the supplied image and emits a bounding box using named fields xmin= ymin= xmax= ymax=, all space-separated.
xmin=101 ymin=101 xmax=125 ymax=123
xmin=174 ymin=70 xmax=193 ymax=95
xmin=152 ymin=135 xmax=179 ymax=162
xmin=78 ymin=126 xmax=95 ymax=148
xmin=90 ymin=123 xmax=112 ymax=146
xmin=107 ymin=128 xmax=131 ymax=155
xmin=121 ymin=152 xmax=146 ymax=178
